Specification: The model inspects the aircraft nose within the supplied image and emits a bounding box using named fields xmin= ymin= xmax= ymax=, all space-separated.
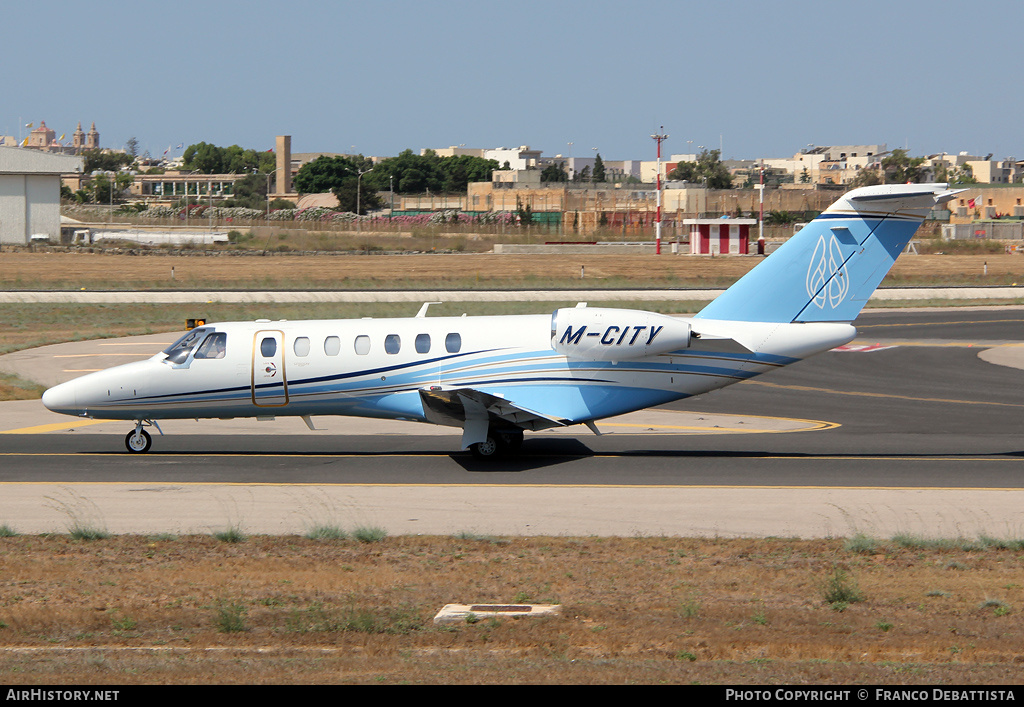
xmin=42 ymin=381 xmax=78 ymax=414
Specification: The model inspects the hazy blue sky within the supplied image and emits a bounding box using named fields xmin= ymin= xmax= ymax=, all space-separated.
xmin=3 ymin=0 xmax=1019 ymax=163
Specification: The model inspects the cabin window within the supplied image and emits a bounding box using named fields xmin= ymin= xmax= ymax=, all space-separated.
xmin=354 ymin=335 xmax=371 ymax=355
xmin=193 ymin=333 xmax=227 ymax=359
xmin=293 ymin=337 xmax=310 ymax=357
xmin=415 ymin=333 xmax=431 ymax=354
xmin=445 ymin=332 xmax=462 ymax=353
xmin=163 ymin=328 xmax=209 ymax=364
xmin=324 ymin=336 xmax=341 ymax=356
xmin=260 ymin=337 xmax=277 ymax=357
xmin=385 ymin=334 xmax=401 ymax=355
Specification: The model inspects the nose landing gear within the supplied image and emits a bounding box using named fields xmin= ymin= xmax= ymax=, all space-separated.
xmin=124 ymin=420 xmax=161 ymax=453
xmin=125 ymin=428 xmax=151 ymax=453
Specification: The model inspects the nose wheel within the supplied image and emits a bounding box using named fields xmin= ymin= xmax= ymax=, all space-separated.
xmin=125 ymin=426 xmax=153 ymax=453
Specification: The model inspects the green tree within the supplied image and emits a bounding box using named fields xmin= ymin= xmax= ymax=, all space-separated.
xmin=183 ymin=142 xmax=224 ymax=173
xmin=361 ymin=149 xmax=497 ymax=195
xmin=115 ymin=172 xmax=133 ymax=196
xmin=849 ymin=168 xmax=884 ymax=188
xmin=91 ymin=172 xmax=134 ymax=204
xmin=294 ymin=153 xmax=383 ymax=212
xmin=881 ymin=149 xmax=925 ymax=184
xmin=667 ymin=161 xmax=697 ymax=182
xmin=294 ymin=155 xmax=359 ymax=194
xmin=764 ymin=210 xmax=798 ymax=225
xmin=593 ymin=153 xmax=606 ymax=183
xmin=541 ymin=162 xmax=568 ymax=182
xmin=667 ymin=149 xmax=732 ymax=189
xmin=363 ymin=149 xmax=430 ymax=195
xmin=939 ymin=163 xmax=977 ymax=185
xmin=183 ymin=142 xmax=274 ymax=175
xmin=332 ymin=177 xmax=383 ymax=214
xmin=398 ymin=168 xmax=428 ymax=193
xmin=515 ymin=196 xmax=533 ymax=225
xmin=438 ymin=154 xmax=496 ymax=192
xmin=223 ymin=173 xmax=273 ymax=210
xmin=82 ymin=149 xmax=133 ymax=174
xmin=91 ymin=174 xmax=118 ymax=204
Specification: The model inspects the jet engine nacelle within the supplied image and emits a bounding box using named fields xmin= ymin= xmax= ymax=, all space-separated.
xmin=551 ymin=307 xmax=691 ymax=361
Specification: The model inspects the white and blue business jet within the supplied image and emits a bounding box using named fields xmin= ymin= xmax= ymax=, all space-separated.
xmin=42 ymin=183 xmax=960 ymax=457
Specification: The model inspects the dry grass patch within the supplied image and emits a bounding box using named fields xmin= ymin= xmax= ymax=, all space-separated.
xmin=1 ymin=535 xmax=1023 ymax=683
xmin=2 ymin=252 xmax=1022 ymax=291
xmin=0 ymin=372 xmax=45 ymax=400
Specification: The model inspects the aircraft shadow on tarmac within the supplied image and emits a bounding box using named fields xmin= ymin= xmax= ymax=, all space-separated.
xmin=450 ymin=443 xmax=1024 ymax=473
xmin=451 ymin=439 xmax=596 ymax=473
xmin=17 ymin=435 xmax=1024 ymax=475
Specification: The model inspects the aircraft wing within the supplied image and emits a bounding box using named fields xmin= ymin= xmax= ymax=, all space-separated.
xmin=418 ymin=386 xmax=567 ymax=449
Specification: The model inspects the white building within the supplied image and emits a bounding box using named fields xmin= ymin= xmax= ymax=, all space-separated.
xmin=483 ymin=146 xmax=543 ymax=171
xmin=762 ymin=145 xmax=887 ymax=184
xmin=641 ymin=154 xmax=697 ymax=183
xmin=421 ymin=146 xmax=485 ymax=158
xmin=925 ymin=152 xmax=1021 ymax=184
xmin=0 ymin=147 xmax=83 ymax=244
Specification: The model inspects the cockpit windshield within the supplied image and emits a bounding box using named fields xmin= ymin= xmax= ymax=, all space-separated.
xmin=193 ymin=332 xmax=227 ymax=359
xmin=162 ymin=328 xmax=211 ymax=364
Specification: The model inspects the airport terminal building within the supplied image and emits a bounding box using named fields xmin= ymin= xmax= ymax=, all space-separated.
xmin=0 ymin=147 xmax=83 ymax=245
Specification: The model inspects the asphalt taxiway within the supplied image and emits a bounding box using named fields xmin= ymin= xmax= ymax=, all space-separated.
xmin=1 ymin=307 xmax=1022 ymax=538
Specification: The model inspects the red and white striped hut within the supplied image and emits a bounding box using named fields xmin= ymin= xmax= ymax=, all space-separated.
xmin=685 ymin=218 xmax=757 ymax=255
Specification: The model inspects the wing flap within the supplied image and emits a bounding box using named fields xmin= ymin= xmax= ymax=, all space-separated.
xmin=419 ymin=386 xmax=566 ymax=448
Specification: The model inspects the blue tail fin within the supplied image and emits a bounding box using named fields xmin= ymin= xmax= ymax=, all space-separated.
xmin=694 ymin=184 xmax=962 ymax=324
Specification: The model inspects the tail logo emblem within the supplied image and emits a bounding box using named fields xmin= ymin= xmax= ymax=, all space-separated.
xmin=806 ymin=234 xmax=850 ymax=309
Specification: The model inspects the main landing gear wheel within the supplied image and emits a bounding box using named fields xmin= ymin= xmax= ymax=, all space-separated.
xmin=470 ymin=435 xmax=501 ymax=459
xmin=469 ymin=430 xmax=524 ymax=459
xmin=125 ymin=429 xmax=152 ymax=453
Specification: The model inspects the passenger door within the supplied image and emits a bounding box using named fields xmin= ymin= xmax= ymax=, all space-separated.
xmin=251 ymin=330 xmax=288 ymax=407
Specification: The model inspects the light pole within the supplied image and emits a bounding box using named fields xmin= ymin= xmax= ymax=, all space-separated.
xmin=255 ymin=169 xmax=272 ymax=222
xmin=356 ymin=168 xmax=369 ymax=234
xmin=266 ymin=171 xmax=272 ymax=220
xmin=184 ymin=171 xmax=198 ymax=228
xmin=697 ymin=147 xmax=705 ymax=218
xmin=651 ymin=128 xmax=668 ymax=254
xmin=757 ymin=160 xmax=765 ymax=254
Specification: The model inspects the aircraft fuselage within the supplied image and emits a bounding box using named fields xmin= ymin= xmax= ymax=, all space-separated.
xmin=41 ymin=314 xmax=854 ymax=429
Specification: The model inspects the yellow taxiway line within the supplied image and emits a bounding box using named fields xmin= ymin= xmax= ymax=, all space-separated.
xmin=0 ymin=419 xmax=112 ymax=435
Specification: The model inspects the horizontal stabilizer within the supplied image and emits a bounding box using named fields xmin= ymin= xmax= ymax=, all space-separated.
xmin=849 ymin=188 xmax=965 ymax=204
xmin=689 ymin=328 xmax=754 ymax=354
